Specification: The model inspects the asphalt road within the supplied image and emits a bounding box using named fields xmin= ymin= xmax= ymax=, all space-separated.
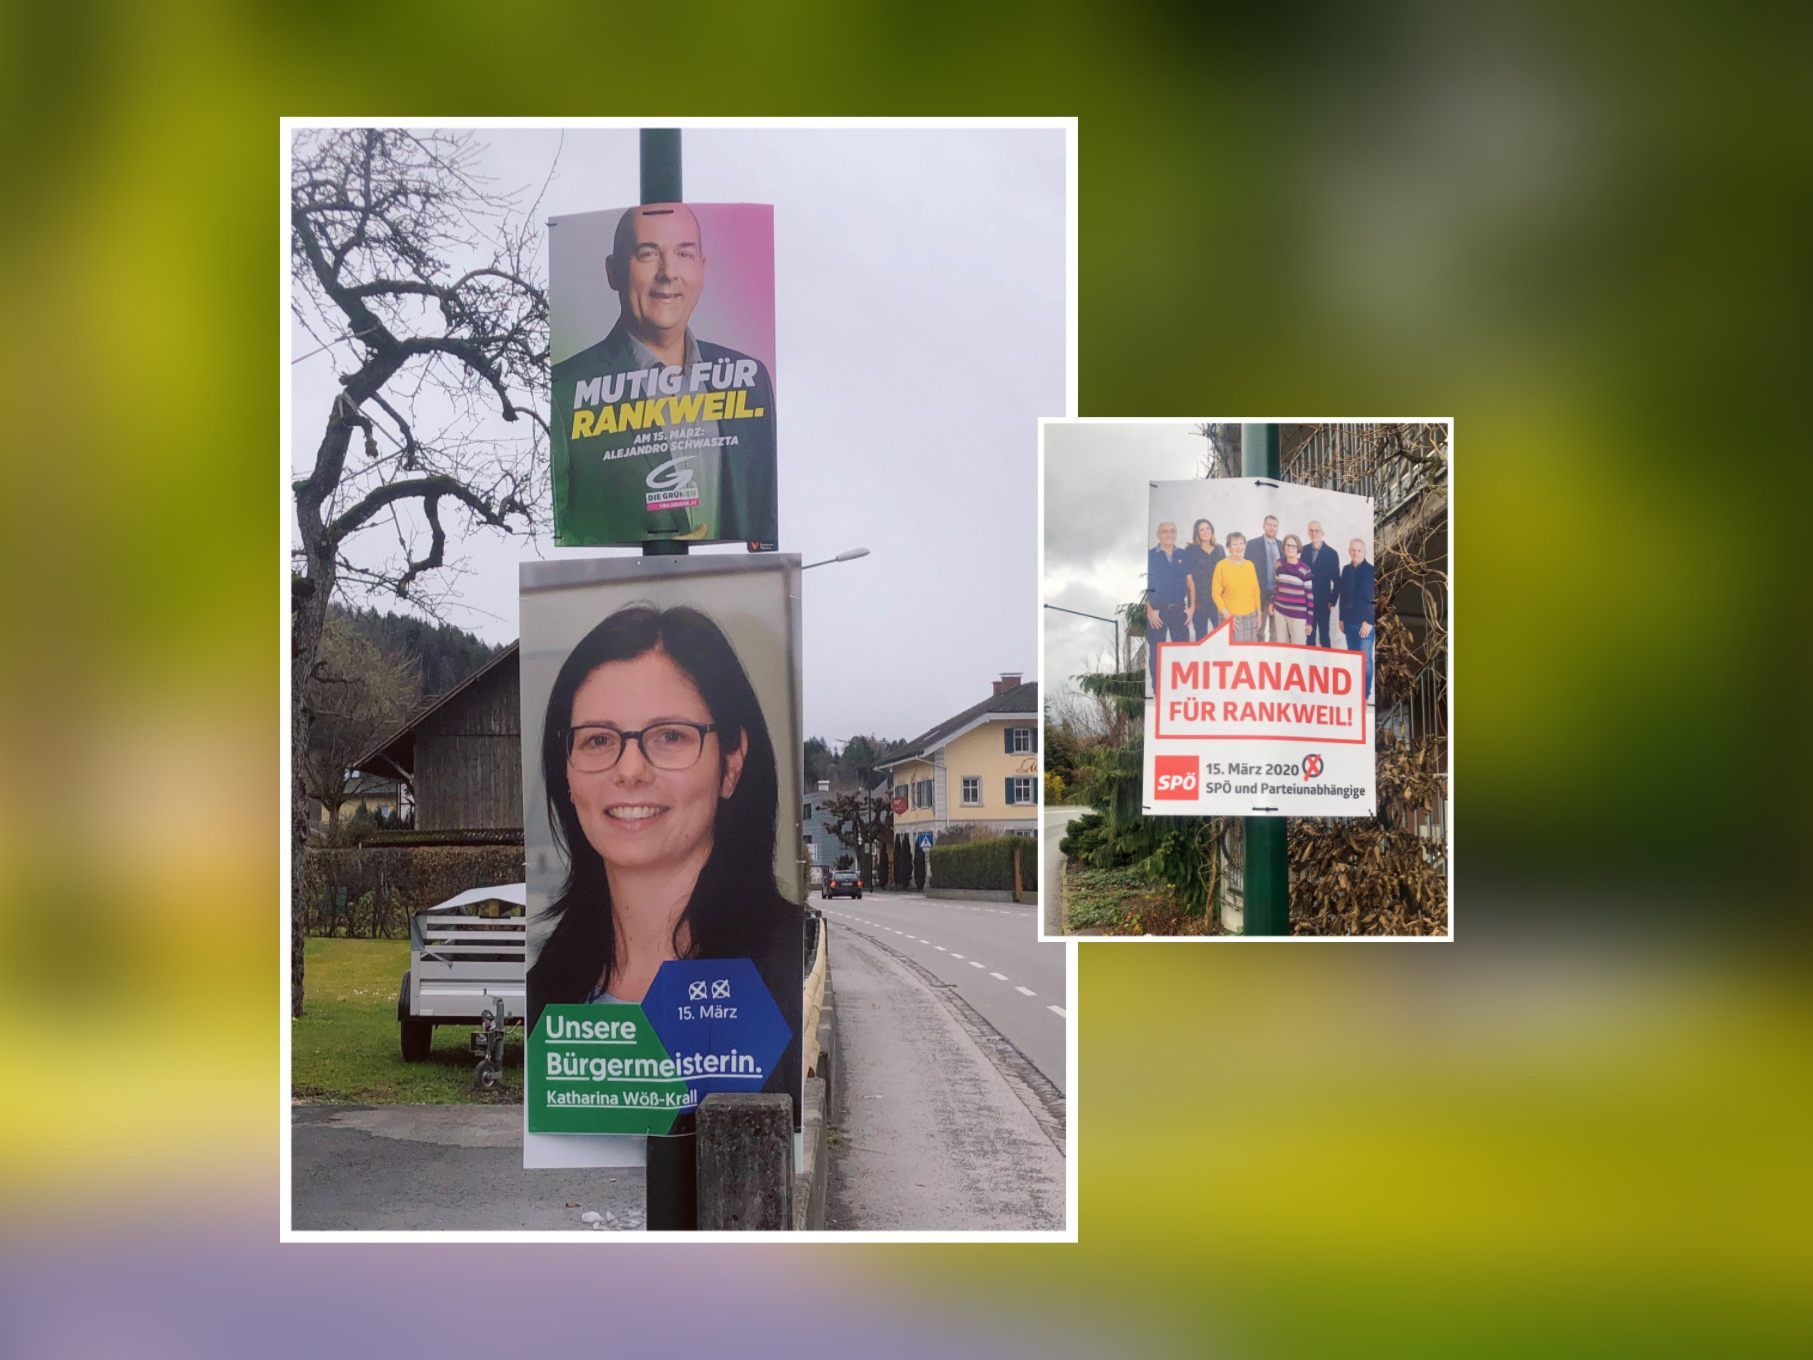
xmin=1043 ymin=806 xmax=1084 ymax=935
xmin=818 ymin=891 xmax=1067 ymax=1093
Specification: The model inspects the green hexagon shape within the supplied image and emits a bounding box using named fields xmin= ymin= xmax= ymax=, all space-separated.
xmin=528 ymin=1003 xmax=685 ymax=1136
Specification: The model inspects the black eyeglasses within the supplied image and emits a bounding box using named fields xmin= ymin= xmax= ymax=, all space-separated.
xmin=564 ymin=721 xmax=717 ymax=773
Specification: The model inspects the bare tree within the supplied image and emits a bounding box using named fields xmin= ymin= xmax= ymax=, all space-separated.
xmin=289 ymin=128 xmax=549 ymax=1014
xmin=821 ymin=790 xmax=893 ymax=891
xmin=1048 ymin=653 xmax=1121 ymax=742
xmin=1195 ymin=422 xmax=1241 ymax=479
xmin=299 ymin=614 xmax=419 ymax=836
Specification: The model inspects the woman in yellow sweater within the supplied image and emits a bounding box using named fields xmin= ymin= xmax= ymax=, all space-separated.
xmin=1211 ymin=532 xmax=1263 ymax=640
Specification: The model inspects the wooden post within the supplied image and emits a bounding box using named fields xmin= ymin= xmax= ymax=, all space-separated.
xmin=696 ymin=1094 xmax=793 ymax=1230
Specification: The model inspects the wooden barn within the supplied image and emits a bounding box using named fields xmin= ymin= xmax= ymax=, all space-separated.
xmin=356 ymin=643 xmax=523 ymax=835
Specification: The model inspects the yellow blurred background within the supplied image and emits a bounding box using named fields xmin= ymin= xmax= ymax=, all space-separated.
xmin=0 ymin=3 xmax=1807 ymax=1354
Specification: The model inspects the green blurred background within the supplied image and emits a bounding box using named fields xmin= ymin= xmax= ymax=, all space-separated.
xmin=1 ymin=2 xmax=1808 ymax=1354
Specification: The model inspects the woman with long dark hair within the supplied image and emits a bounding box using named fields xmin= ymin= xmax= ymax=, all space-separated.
xmin=527 ymin=603 xmax=802 ymax=1098
xmin=1181 ymin=517 xmax=1225 ymax=640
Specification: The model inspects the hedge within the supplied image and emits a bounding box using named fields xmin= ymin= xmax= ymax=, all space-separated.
xmin=303 ymin=844 xmax=526 ymax=937
xmin=362 ymin=827 xmax=523 ymax=847
xmin=927 ymin=836 xmax=1038 ymax=893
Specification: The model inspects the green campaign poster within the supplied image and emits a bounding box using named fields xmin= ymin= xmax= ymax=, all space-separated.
xmin=549 ymin=203 xmax=778 ymax=547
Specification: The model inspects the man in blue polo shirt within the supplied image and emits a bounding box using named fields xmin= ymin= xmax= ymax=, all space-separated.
xmin=1146 ymin=520 xmax=1190 ymax=687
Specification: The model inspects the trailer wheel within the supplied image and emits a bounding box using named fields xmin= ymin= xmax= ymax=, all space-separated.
xmin=401 ymin=1017 xmax=432 ymax=1062
xmin=399 ymin=971 xmax=432 ymax=1062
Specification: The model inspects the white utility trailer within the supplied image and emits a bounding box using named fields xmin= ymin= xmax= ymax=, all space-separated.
xmin=397 ymin=882 xmax=526 ymax=1062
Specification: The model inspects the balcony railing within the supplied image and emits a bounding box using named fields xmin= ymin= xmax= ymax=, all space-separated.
xmin=1282 ymin=422 xmax=1446 ymax=524
xmin=1378 ymin=660 xmax=1447 ymax=747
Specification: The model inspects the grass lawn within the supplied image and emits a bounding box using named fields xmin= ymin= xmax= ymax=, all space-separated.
xmin=291 ymin=937 xmax=523 ymax=1104
xmin=1063 ymin=864 xmax=1221 ymax=936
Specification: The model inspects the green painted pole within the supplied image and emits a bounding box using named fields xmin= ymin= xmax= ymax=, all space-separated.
xmin=1240 ymin=422 xmax=1290 ymax=935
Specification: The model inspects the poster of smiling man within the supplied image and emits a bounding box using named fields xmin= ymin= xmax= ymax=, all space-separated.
xmin=519 ymin=555 xmax=804 ymax=1166
xmin=550 ymin=203 xmax=779 ymax=548
xmin=1144 ymin=478 xmax=1377 ymax=818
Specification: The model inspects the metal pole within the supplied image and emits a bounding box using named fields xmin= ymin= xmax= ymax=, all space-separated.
xmin=640 ymin=128 xmax=682 ymax=205
xmin=639 ymin=128 xmax=690 ymax=559
xmin=1240 ymin=422 xmax=1290 ymax=936
xmin=644 ymin=1116 xmax=698 ymax=1230
xmin=637 ymin=127 xmax=697 ymax=1222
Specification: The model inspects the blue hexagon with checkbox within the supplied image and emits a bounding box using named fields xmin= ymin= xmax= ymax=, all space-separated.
xmin=640 ymin=957 xmax=792 ymax=1112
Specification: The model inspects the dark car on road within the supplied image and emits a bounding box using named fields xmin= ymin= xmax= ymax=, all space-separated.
xmin=822 ymin=868 xmax=863 ymax=900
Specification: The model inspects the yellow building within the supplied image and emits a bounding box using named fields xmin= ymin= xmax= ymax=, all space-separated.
xmin=877 ymin=674 xmax=1039 ymax=845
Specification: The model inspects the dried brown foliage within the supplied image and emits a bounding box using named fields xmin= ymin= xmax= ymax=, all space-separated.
xmin=1288 ymin=732 xmax=1448 ymax=935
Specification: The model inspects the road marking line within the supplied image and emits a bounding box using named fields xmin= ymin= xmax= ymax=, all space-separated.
xmin=1047 ymin=1004 xmax=1067 ymax=1018
xmin=968 ymin=960 xmax=985 ymax=969
xmin=989 ymin=972 xmax=1009 ymax=981
xmin=950 ymin=953 xmax=965 ymax=959
xmin=1015 ymin=986 xmax=1036 ymax=996
xmin=934 ymin=946 xmax=946 ymax=952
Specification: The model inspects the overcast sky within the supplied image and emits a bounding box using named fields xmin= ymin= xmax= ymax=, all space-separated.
xmin=1043 ymin=421 xmax=1211 ymax=707
xmin=289 ymin=124 xmax=1067 ymax=744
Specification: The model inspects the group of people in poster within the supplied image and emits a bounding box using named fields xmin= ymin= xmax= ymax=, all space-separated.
xmin=1147 ymin=515 xmax=1377 ymax=698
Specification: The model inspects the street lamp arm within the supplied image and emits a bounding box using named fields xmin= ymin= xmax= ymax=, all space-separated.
xmin=1043 ymin=603 xmax=1116 ymax=625
xmin=803 ymin=546 xmax=872 ymax=570
xmin=1044 ymin=603 xmax=1123 ymax=675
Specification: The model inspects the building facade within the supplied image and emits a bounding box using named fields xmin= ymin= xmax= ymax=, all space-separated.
xmin=801 ymin=779 xmax=858 ymax=886
xmin=878 ymin=674 xmax=1039 ymax=847
xmin=356 ymin=645 xmax=523 ymax=835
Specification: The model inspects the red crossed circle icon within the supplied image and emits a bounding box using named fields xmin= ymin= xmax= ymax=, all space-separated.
xmin=1302 ymin=754 xmax=1324 ymax=780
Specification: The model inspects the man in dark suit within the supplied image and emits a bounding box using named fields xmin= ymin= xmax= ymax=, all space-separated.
xmin=1251 ymin=514 xmax=1283 ymax=640
xmin=1302 ymin=519 xmax=1343 ymax=648
xmin=551 ymin=203 xmax=777 ymax=547
xmin=1339 ymin=538 xmax=1377 ymax=700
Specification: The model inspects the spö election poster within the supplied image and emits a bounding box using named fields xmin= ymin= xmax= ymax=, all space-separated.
xmin=1142 ymin=478 xmax=1378 ymax=818
xmin=550 ymin=203 xmax=778 ymax=548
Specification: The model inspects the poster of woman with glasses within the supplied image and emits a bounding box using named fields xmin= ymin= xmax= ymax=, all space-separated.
xmin=519 ymin=555 xmax=804 ymax=1162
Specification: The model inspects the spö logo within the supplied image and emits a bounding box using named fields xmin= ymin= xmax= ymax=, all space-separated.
xmin=644 ymin=454 xmax=699 ymax=510
xmin=1154 ymin=755 xmax=1198 ymax=800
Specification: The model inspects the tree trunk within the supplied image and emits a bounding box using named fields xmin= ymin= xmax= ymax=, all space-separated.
xmin=290 ymin=543 xmax=334 ymax=1017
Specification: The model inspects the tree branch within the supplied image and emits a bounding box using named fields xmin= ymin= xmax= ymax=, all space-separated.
xmin=325 ymin=473 xmax=521 ymax=546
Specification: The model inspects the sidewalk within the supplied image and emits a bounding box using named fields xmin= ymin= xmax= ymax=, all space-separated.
xmin=826 ymin=929 xmax=1065 ymax=1231
xmin=291 ymin=1104 xmax=643 ymax=1231
xmin=1042 ymin=806 xmax=1083 ymax=935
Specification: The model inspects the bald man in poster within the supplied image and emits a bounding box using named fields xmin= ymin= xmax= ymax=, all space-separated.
xmin=551 ymin=203 xmax=778 ymax=546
